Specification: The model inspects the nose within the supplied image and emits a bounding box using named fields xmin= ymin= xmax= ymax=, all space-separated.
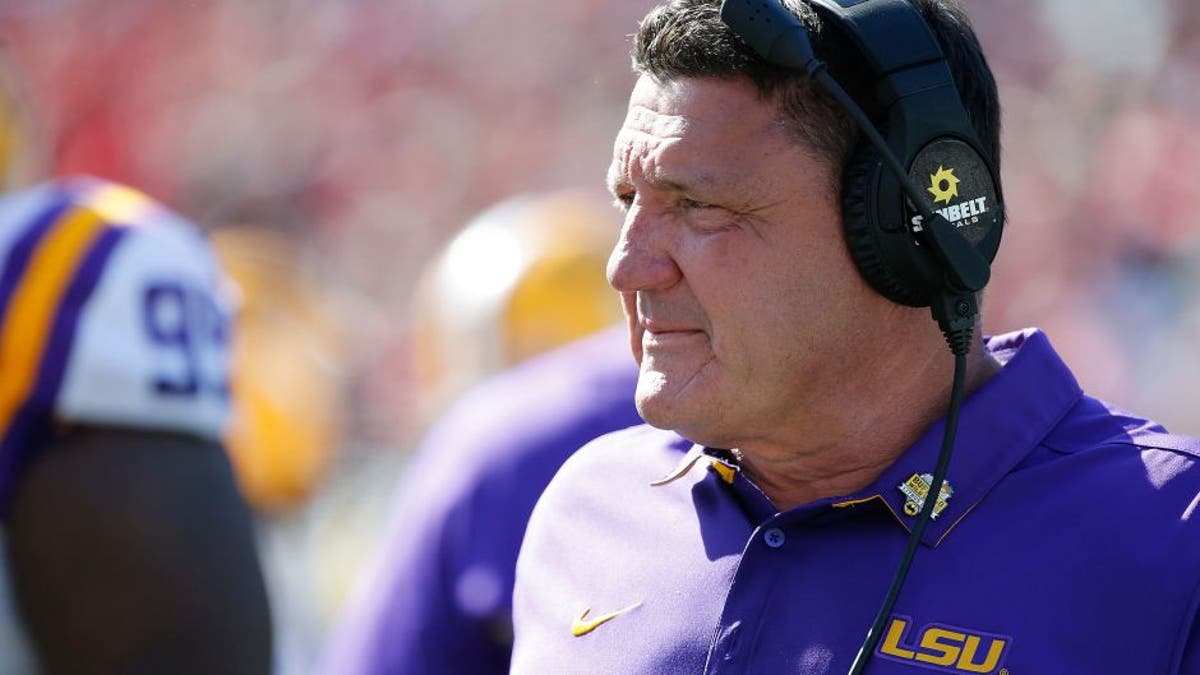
xmin=606 ymin=205 xmax=682 ymax=293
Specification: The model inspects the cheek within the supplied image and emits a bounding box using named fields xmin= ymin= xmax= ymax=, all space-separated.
xmin=693 ymin=254 xmax=820 ymax=378
xmin=679 ymin=232 xmax=765 ymax=341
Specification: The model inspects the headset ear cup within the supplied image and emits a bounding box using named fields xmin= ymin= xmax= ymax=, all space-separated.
xmin=841 ymin=143 xmax=925 ymax=307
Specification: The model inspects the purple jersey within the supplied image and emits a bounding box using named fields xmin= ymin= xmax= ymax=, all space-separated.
xmin=513 ymin=329 xmax=1200 ymax=674
xmin=321 ymin=326 xmax=643 ymax=674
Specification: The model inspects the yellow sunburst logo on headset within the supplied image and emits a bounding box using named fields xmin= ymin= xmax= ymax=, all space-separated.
xmin=927 ymin=165 xmax=960 ymax=204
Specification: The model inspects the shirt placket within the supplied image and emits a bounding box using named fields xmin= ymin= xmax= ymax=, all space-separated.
xmin=704 ymin=503 xmax=839 ymax=675
xmin=701 ymin=461 xmax=829 ymax=675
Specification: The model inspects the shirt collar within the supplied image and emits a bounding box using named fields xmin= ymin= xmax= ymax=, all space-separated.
xmin=838 ymin=328 xmax=1082 ymax=546
xmin=652 ymin=445 xmax=740 ymax=487
xmin=653 ymin=328 xmax=1083 ymax=547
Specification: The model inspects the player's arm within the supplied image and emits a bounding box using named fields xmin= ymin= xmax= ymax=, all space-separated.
xmin=5 ymin=425 xmax=272 ymax=675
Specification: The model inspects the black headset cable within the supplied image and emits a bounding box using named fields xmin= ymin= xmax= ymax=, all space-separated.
xmin=846 ymin=328 xmax=970 ymax=675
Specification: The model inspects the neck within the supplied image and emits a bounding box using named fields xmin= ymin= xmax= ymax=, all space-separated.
xmin=735 ymin=333 xmax=1000 ymax=511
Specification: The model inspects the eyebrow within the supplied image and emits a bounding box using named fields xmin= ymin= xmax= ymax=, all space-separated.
xmin=606 ymin=165 xmax=719 ymax=196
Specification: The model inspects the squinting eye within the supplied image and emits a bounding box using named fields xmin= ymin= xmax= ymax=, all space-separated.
xmin=680 ymin=198 xmax=713 ymax=210
xmin=613 ymin=191 xmax=635 ymax=210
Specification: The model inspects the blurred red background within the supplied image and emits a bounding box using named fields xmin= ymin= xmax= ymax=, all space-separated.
xmin=3 ymin=1 xmax=1198 ymax=669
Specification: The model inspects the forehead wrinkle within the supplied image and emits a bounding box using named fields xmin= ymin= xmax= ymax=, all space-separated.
xmin=610 ymin=143 xmax=715 ymax=197
xmin=612 ymin=98 xmax=759 ymax=196
xmin=626 ymin=104 xmax=688 ymax=138
xmin=608 ymin=123 xmax=668 ymax=195
xmin=607 ymin=130 xmax=647 ymax=195
xmin=611 ymin=132 xmax=723 ymax=198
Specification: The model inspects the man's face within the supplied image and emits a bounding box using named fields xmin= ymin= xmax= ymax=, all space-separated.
xmin=606 ymin=75 xmax=888 ymax=448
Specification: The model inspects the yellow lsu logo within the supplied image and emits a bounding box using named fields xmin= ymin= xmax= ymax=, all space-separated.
xmin=876 ymin=616 xmax=1011 ymax=674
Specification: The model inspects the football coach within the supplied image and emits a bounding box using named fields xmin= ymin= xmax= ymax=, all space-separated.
xmin=511 ymin=0 xmax=1200 ymax=673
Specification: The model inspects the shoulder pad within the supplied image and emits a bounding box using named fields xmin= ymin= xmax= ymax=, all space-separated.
xmin=0 ymin=178 xmax=233 ymax=459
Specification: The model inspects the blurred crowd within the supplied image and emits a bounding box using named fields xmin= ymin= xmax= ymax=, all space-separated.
xmin=2 ymin=0 xmax=1199 ymax=671
xmin=0 ymin=0 xmax=650 ymax=451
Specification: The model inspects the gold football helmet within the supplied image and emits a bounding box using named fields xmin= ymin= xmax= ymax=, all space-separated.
xmin=212 ymin=228 xmax=346 ymax=512
xmin=412 ymin=189 xmax=624 ymax=419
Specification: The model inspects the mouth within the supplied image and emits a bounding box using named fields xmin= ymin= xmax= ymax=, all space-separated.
xmin=642 ymin=327 xmax=705 ymax=348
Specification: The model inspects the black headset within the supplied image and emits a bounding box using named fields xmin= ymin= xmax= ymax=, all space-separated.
xmin=830 ymin=0 xmax=1003 ymax=309
xmin=720 ymin=1 xmax=1003 ymax=672
xmin=723 ymin=0 xmax=1003 ymax=344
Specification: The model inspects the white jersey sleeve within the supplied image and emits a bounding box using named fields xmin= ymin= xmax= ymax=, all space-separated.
xmin=0 ymin=177 xmax=234 ymax=500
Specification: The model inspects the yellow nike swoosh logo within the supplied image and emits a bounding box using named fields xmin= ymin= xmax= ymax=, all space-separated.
xmin=570 ymin=602 xmax=642 ymax=637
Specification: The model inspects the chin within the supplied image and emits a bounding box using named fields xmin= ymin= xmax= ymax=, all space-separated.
xmin=635 ymin=387 xmax=729 ymax=448
xmin=634 ymin=377 xmax=687 ymax=430
xmin=633 ymin=386 xmax=671 ymax=428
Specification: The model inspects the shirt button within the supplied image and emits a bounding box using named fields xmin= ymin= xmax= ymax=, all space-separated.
xmin=763 ymin=528 xmax=786 ymax=549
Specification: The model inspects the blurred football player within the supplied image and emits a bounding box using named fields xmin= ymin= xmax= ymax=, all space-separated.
xmin=320 ymin=190 xmax=645 ymax=674
xmin=410 ymin=190 xmax=630 ymax=421
xmin=212 ymin=227 xmax=344 ymax=514
xmin=0 ymin=56 xmax=271 ymax=672
xmin=0 ymin=177 xmax=273 ymax=674
xmin=212 ymin=225 xmax=353 ymax=674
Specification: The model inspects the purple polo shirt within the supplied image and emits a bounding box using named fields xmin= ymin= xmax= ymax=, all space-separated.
xmin=320 ymin=326 xmax=643 ymax=675
xmin=512 ymin=328 xmax=1200 ymax=674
